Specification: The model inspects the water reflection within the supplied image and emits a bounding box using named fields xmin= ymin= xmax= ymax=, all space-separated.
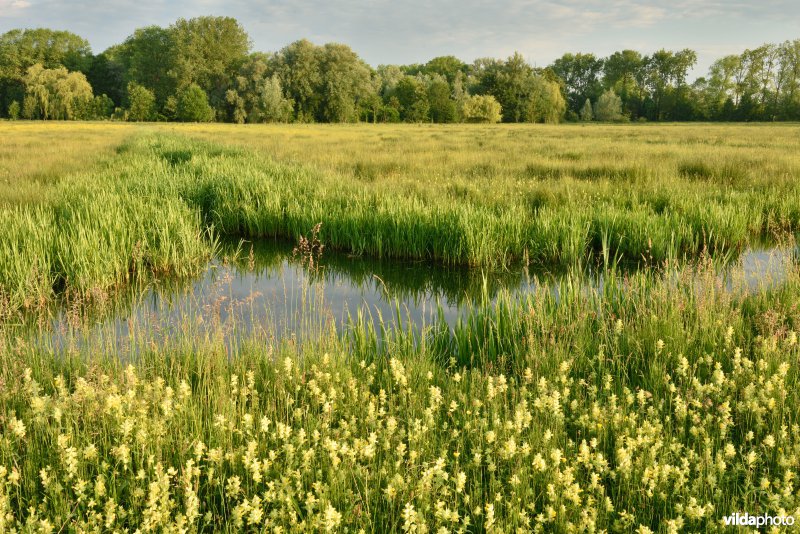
xmin=36 ymin=239 xmax=797 ymax=353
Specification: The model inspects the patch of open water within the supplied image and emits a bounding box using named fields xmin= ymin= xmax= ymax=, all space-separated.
xmin=41 ymin=239 xmax=796 ymax=353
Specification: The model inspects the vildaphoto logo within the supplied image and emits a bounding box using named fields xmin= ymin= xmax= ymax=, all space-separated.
xmin=723 ymin=512 xmax=795 ymax=528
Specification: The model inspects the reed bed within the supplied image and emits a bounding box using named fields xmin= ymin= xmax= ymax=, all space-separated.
xmin=3 ymin=124 xmax=800 ymax=318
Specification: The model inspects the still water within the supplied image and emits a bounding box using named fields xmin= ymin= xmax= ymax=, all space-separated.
xmin=44 ymin=239 xmax=795 ymax=352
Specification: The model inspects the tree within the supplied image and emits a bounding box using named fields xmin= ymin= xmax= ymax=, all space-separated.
xmin=320 ymin=43 xmax=375 ymax=122
xmin=775 ymin=40 xmax=800 ymax=120
xmin=86 ymin=50 xmax=126 ymax=107
xmin=580 ymin=98 xmax=593 ymax=121
xmin=22 ymin=63 xmax=93 ymax=120
xmin=84 ymin=94 xmax=114 ymax=120
xmin=380 ymin=97 xmax=401 ymax=122
xmin=1 ymin=28 xmax=92 ymax=116
xmin=423 ymin=56 xmax=466 ymax=84
xmin=550 ymin=53 xmax=604 ymax=114
xmin=642 ymin=49 xmax=697 ymax=120
xmin=526 ymin=76 xmax=566 ymax=123
xmin=427 ymin=77 xmax=456 ymax=123
xmin=271 ymin=40 xmax=323 ymax=122
xmin=0 ymin=28 xmax=92 ymax=73
xmin=175 ymin=83 xmax=214 ymax=122
xmin=602 ymin=50 xmax=645 ymax=119
xmin=593 ymin=89 xmax=624 ymax=121
xmin=394 ymin=76 xmax=429 ymax=122
xmin=474 ymin=52 xmax=536 ymax=122
xmin=126 ymin=82 xmax=156 ymax=121
xmin=462 ymin=94 xmax=501 ymax=123
xmin=117 ymin=26 xmax=178 ymax=106
xmin=225 ymin=54 xmax=293 ymax=123
xmin=170 ymin=16 xmax=251 ymax=111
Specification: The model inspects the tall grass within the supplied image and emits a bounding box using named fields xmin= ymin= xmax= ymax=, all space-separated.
xmin=0 ymin=168 xmax=212 ymax=318
xmin=111 ymin=132 xmax=800 ymax=269
xmin=4 ymin=125 xmax=800 ymax=319
xmin=6 ymin=125 xmax=800 ymax=316
xmin=1 ymin=257 xmax=798 ymax=531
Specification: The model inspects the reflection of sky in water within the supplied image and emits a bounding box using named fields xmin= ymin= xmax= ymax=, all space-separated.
xmin=39 ymin=241 xmax=796 ymax=354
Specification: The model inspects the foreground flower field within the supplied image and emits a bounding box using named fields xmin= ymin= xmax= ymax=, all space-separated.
xmin=2 ymin=258 xmax=799 ymax=532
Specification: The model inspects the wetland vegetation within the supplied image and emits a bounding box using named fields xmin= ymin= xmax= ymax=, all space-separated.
xmin=1 ymin=122 xmax=800 ymax=531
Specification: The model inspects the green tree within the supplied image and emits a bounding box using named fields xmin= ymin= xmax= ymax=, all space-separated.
xmin=7 ymin=100 xmax=20 ymax=120
xmin=593 ymin=89 xmax=624 ymax=121
xmin=0 ymin=28 xmax=92 ymax=116
xmin=86 ymin=50 xmax=126 ymax=107
xmin=394 ymin=76 xmax=429 ymax=122
xmin=170 ymin=16 xmax=251 ymax=111
xmin=642 ymin=49 xmax=697 ymax=120
xmin=526 ymin=75 xmax=566 ymax=123
xmin=427 ymin=77 xmax=456 ymax=123
xmin=423 ymin=56 xmax=466 ymax=84
xmin=225 ymin=54 xmax=293 ymax=123
xmin=22 ymin=63 xmax=93 ymax=120
xmin=462 ymin=94 xmax=501 ymax=123
xmin=320 ymin=43 xmax=375 ymax=122
xmin=117 ymin=26 xmax=178 ymax=106
xmin=580 ymin=98 xmax=593 ymax=121
xmin=476 ymin=52 xmax=534 ymax=122
xmin=84 ymin=94 xmax=115 ymax=120
xmin=380 ymin=96 xmax=401 ymax=122
xmin=550 ymin=52 xmax=604 ymax=115
xmin=126 ymin=82 xmax=156 ymax=121
xmin=775 ymin=40 xmax=800 ymax=120
xmin=602 ymin=50 xmax=645 ymax=119
xmin=175 ymin=83 xmax=214 ymax=122
xmin=271 ymin=40 xmax=323 ymax=122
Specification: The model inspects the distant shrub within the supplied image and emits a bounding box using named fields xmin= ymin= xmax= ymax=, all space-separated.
xmin=594 ymin=90 xmax=625 ymax=122
xmin=7 ymin=100 xmax=20 ymax=120
xmin=462 ymin=94 xmax=501 ymax=123
xmin=126 ymin=82 xmax=156 ymax=122
xmin=176 ymin=84 xmax=214 ymax=122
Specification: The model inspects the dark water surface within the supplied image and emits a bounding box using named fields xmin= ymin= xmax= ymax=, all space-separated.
xmin=41 ymin=239 xmax=796 ymax=352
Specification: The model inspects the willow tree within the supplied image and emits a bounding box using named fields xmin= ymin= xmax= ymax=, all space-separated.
xmin=594 ymin=89 xmax=625 ymax=121
xmin=22 ymin=64 xmax=93 ymax=120
xmin=462 ymin=94 xmax=501 ymax=123
xmin=526 ymin=75 xmax=566 ymax=123
xmin=225 ymin=54 xmax=293 ymax=123
xmin=0 ymin=28 xmax=92 ymax=115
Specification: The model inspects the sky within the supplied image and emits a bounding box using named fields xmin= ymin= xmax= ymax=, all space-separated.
xmin=1 ymin=0 xmax=799 ymax=77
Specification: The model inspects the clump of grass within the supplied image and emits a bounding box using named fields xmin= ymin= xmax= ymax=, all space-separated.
xmin=0 ymin=147 xmax=214 ymax=319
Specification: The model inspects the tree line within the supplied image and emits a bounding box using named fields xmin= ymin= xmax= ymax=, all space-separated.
xmin=1 ymin=17 xmax=799 ymax=123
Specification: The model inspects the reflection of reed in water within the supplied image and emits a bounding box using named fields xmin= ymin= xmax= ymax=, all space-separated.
xmin=218 ymin=237 xmax=544 ymax=307
xmin=13 ymin=235 xmax=798 ymax=358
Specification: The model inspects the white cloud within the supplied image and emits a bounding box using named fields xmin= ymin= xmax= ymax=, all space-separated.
xmin=0 ymin=0 xmax=31 ymax=16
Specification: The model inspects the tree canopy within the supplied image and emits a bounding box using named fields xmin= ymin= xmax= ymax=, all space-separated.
xmin=1 ymin=20 xmax=798 ymax=123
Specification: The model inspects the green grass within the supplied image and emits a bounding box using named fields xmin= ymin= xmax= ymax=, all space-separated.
xmin=2 ymin=122 xmax=800 ymax=531
xmin=3 ymin=123 xmax=800 ymax=317
xmin=1 ymin=257 xmax=799 ymax=531
xmin=0 ymin=122 xmax=135 ymax=206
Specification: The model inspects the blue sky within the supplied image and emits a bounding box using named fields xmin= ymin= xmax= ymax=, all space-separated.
xmin=1 ymin=0 xmax=799 ymax=77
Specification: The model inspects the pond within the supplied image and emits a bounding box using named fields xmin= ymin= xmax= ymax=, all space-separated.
xmin=40 ymin=239 xmax=796 ymax=353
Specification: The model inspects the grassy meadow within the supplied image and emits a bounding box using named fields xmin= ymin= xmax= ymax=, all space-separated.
xmin=1 ymin=121 xmax=800 ymax=531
